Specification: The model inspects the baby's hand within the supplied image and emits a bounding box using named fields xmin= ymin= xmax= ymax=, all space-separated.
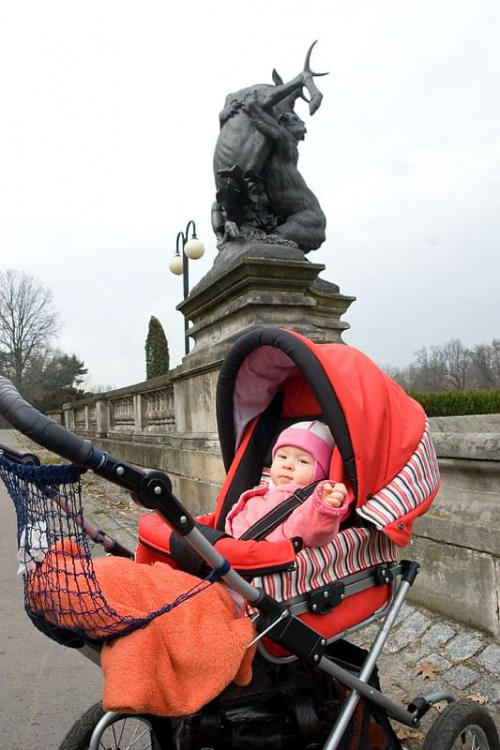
xmin=320 ymin=482 xmax=348 ymax=508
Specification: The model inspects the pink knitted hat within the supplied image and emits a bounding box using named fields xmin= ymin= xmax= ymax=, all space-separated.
xmin=272 ymin=420 xmax=335 ymax=481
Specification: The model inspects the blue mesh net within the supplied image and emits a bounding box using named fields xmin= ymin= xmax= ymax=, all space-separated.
xmin=0 ymin=454 xmax=214 ymax=646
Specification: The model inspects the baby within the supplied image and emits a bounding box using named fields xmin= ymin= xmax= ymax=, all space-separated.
xmin=225 ymin=421 xmax=350 ymax=548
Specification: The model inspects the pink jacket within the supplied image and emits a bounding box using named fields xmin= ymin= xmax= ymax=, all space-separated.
xmin=225 ymin=481 xmax=351 ymax=548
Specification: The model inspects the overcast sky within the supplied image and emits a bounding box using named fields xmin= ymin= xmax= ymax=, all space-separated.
xmin=1 ymin=0 xmax=498 ymax=390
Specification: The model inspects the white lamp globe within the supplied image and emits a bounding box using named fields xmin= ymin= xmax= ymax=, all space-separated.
xmin=184 ymin=238 xmax=205 ymax=260
xmin=169 ymin=255 xmax=184 ymax=275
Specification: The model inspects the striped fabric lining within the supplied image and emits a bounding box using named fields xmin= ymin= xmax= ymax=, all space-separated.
xmin=356 ymin=421 xmax=440 ymax=530
xmin=252 ymin=526 xmax=397 ymax=602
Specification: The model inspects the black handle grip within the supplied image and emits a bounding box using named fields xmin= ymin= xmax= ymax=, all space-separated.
xmin=0 ymin=377 xmax=95 ymax=467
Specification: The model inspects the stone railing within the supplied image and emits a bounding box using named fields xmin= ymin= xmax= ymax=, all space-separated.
xmin=58 ymin=384 xmax=500 ymax=637
xmin=62 ymin=374 xmax=176 ymax=443
xmin=59 ymin=369 xmax=225 ymax=517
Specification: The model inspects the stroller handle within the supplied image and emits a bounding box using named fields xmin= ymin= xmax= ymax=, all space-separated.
xmin=0 ymin=378 xmax=267 ymax=606
xmin=0 ymin=377 xmax=95 ymax=467
xmin=0 ymin=377 xmax=339 ymax=652
xmin=0 ymin=376 xmax=199 ymax=536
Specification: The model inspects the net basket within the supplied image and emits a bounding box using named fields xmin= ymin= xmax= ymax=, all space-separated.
xmin=0 ymin=455 xmax=212 ymax=646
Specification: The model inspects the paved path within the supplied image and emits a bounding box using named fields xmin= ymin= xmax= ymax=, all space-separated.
xmin=1 ymin=429 xmax=498 ymax=748
xmin=0 ymin=431 xmax=103 ymax=749
xmin=351 ymin=602 xmax=500 ymax=745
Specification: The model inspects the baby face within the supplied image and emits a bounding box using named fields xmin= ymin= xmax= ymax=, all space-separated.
xmin=270 ymin=445 xmax=315 ymax=486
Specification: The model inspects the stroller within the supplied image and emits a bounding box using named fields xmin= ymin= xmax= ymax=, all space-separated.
xmin=0 ymin=326 xmax=498 ymax=750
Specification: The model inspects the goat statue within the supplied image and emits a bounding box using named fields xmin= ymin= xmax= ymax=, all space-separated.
xmin=212 ymin=42 xmax=328 ymax=254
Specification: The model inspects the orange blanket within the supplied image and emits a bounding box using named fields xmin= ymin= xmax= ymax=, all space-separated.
xmin=28 ymin=544 xmax=256 ymax=716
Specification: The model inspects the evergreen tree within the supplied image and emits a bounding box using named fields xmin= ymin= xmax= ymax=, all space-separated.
xmin=33 ymin=385 xmax=89 ymax=414
xmin=145 ymin=316 xmax=170 ymax=379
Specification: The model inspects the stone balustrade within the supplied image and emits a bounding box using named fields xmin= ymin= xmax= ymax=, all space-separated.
xmin=61 ymin=374 xmax=176 ymax=442
xmin=58 ymin=369 xmax=225 ymax=518
xmin=56 ymin=384 xmax=500 ymax=637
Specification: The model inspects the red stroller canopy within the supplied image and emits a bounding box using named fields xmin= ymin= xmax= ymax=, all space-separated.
xmin=216 ymin=328 xmax=434 ymax=540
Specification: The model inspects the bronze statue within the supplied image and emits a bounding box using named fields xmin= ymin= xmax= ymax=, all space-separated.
xmin=211 ymin=43 xmax=327 ymax=254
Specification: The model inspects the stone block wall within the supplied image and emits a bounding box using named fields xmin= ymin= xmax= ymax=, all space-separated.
xmin=407 ymin=432 xmax=500 ymax=637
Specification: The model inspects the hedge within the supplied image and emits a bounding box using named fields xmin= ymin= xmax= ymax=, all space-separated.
xmin=408 ymin=389 xmax=500 ymax=417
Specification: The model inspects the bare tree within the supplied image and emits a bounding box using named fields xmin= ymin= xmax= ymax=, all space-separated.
xmin=469 ymin=343 xmax=494 ymax=389
xmin=441 ymin=338 xmax=471 ymax=390
xmin=492 ymin=340 xmax=500 ymax=387
xmin=385 ymin=337 xmax=500 ymax=393
xmin=412 ymin=346 xmax=448 ymax=392
xmin=469 ymin=340 xmax=500 ymax=389
xmin=0 ymin=269 xmax=60 ymax=393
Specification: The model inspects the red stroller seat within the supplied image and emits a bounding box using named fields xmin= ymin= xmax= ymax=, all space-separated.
xmin=137 ymin=327 xmax=440 ymax=654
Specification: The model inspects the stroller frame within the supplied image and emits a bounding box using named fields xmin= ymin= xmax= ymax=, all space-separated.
xmin=133 ymin=523 xmax=452 ymax=748
xmin=0 ymin=389 xmax=453 ymax=750
xmin=84 ymin=551 xmax=450 ymax=750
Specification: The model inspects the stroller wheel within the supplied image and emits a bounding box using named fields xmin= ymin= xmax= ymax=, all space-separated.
xmin=422 ymin=700 xmax=500 ymax=750
xmin=57 ymin=702 xmax=172 ymax=750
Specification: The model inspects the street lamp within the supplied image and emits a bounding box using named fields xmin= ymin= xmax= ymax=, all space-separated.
xmin=168 ymin=220 xmax=205 ymax=355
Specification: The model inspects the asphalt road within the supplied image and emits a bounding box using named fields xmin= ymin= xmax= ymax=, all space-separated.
xmin=0 ymin=430 xmax=103 ymax=749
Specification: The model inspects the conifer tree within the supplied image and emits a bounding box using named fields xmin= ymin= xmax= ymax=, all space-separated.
xmin=145 ymin=316 xmax=170 ymax=379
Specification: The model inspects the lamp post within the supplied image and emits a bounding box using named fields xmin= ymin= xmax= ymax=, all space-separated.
xmin=168 ymin=220 xmax=205 ymax=355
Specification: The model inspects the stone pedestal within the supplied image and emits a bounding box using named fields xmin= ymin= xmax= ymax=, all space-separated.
xmin=169 ymin=241 xmax=355 ymax=439
xmin=177 ymin=241 xmax=355 ymax=369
